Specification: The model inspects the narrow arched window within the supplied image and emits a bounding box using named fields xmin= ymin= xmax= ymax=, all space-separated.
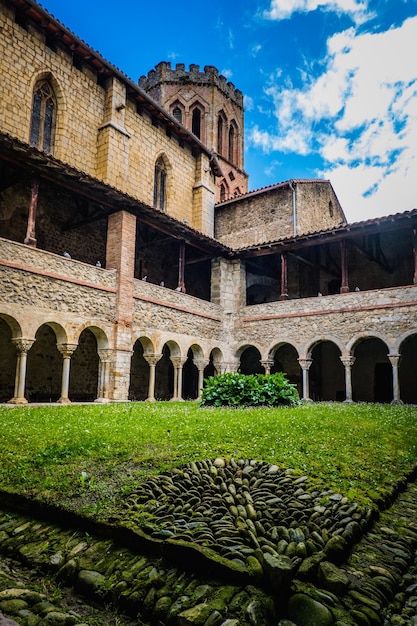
xmin=228 ymin=124 xmax=235 ymax=163
xmin=153 ymin=157 xmax=167 ymax=211
xmin=217 ymin=115 xmax=223 ymax=155
xmin=192 ymin=108 xmax=201 ymax=138
xmin=30 ymin=81 xmax=56 ymax=153
xmin=173 ymin=106 xmax=182 ymax=124
xmin=220 ymin=183 xmax=226 ymax=202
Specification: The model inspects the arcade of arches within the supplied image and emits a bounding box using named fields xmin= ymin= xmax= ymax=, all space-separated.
xmin=1 ymin=315 xmax=416 ymax=405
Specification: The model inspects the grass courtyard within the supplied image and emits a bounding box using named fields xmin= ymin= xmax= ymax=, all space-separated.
xmin=0 ymin=401 xmax=416 ymax=520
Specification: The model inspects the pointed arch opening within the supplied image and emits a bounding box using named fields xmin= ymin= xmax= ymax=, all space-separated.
xmin=153 ymin=156 xmax=167 ymax=211
xmin=30 ymin=80 xmax=56 ymax=154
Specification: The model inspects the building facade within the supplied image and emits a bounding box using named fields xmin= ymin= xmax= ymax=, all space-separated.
xmin=0 ymin=0 xmax=416 ymax=405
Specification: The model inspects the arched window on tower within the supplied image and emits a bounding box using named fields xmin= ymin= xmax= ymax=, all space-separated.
xmin=192 ymin=107 xmax=201 ymax=139
xmin=220 ymin=183 xmax=227 ymax=202
xmin=30 ymin=80 xmax=56 ymax=153
xmin=217 ymin=115 xmax=223 ymax=155
xmin=153 ymin=157 xmax=167 ymax=211
xmin=228 ymin=122 xmax=236 ymax=163
xmin=172 ymin=106 xmax=182 ymax=124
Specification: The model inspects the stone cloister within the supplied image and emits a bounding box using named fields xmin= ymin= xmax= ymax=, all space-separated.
xmin=0 ymin=0 xmax=416 ymax=407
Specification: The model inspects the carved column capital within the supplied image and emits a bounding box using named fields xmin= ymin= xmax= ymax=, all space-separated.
xmin=144 ymin=353 xmax=162 ymax=368
xmin=170 ymin=356 xmax=187 ymax=369
xmin=340 ymin=356 xmax=356 ymax=369
xmin=12 ymin=338 xmax=34 ymax=353
xmin=194 ymin=358 xmax=209 ymax=372
xmin=298 ymin=358 xmax=313 ymax=371
xmin=387 ymin=353 xmax=401 ymax=367
xmin=57 ymin=343 xmax=78 ymax=358
xmin=98 ymin=349 xmax=113 ymax=362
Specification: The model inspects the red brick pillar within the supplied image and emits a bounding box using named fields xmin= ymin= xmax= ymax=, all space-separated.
xmin=106 ymin=211 xmax=136 ymax=401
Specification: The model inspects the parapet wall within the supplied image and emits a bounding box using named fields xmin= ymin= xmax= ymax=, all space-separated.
xmin=139 ymin=62 xmax=244 ymax=109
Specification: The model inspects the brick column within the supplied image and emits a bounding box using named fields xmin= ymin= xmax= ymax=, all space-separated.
xmin=340 ymin=356 xmax=355 ymax=403
xmin=298 ymin=358 xmax=312 ymax=401
xmin=57 ymin=343 xmax=77 ymax=404
xmin=8 ymin=339 xmax=34 ymax=404
xmin=106 ymin=210 xmax=136 ymax=401
xmin=144 ymin=354 xmax=162 ymax=402
xmin=388 ymin=354 xmax=403 ymax=405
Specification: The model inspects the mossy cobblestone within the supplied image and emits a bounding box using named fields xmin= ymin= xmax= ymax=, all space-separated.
xmin=0 ymin=459 xmax=416 ymax=625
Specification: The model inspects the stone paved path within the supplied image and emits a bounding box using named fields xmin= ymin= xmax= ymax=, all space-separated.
xmin=0 ymin=460 xmax=416 ymax=625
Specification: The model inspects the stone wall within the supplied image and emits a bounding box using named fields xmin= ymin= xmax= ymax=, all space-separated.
xmin=234 ymin=285 xmax=417 ymax=358
xmin=0 ymin=3 xmax=215 ymax=236
xmin=133 ymin=279 xmax=224 ymax=356
xmin=214 ymin=181 xmax=346 ymax=249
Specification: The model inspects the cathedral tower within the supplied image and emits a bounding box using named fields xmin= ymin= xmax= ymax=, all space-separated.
xmin=139 ymin=62 xmax=248 ymax=203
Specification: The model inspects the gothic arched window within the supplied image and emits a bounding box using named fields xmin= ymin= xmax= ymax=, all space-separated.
xmin=153 ymin=157 xmax=167 ymax=211
xmin=217 ymin=115 xmax=223 ymax=155
xmin=228 ymin=123 xmax=236 ymax=163
xmin=30 ymin=80 xmax=56 ymax=153
xmin=192 ymin=107 xmax=201 ymax=138
xmin=172 ymin=106 xmax=182 ymax=124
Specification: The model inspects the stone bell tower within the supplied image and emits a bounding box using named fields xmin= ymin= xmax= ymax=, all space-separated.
xmin=139 ymin=62 xmax=248 ymax=203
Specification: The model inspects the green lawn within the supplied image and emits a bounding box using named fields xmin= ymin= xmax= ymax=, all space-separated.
xmin=0 ymin=402 xmax=416 ymax=519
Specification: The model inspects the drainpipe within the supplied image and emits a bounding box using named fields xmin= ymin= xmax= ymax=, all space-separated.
xmin=289 ymin=180 xmax=297 ymax=237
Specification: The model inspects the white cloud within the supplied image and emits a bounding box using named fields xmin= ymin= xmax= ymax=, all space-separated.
xmin=251 ymin=43 xmax=262 ymax=57
xmin=264 ymin=0 xmax=370 ymax=24
xmin=249 ymin=16 xmax=417 ymax=220
xmin=221 ymin=68 xmax=233 ymax=79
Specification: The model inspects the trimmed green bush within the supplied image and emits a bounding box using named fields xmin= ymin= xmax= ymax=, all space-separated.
xmin=200 ymin=371 xmax=301 ymax=407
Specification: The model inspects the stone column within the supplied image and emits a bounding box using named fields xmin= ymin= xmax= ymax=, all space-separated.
xmin=170 ymin=357 xmax=186 ymax=401
xmin=24 ymin=176 xmax=40 ymax=247
xmin=340 ymin=356 xmax=355 ymax=403
xmin=261 ymin=359 xmax=274 ymax=375
xmin=95 ymin=349 xmax=113 ymax=403
xmin=57 ymin=343 xmax=77 ymax=404
xmin=412 ymin=224 xmax=417 ymax=285
xmin=8 ymin=339 xmax=34 ymax=404
xmin=194 ymin=358 xmax=209 ymax=401
xmin=388 ymin=353 xmax=403 ymax=404
xmin=144 ymin=354 xmax=162 ymax=402
xmin=298 ymin=359 xmax=312 ymax=401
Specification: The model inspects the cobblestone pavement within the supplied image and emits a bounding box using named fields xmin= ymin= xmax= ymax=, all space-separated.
xmin=0 ymin=459 xmax=416 ymax=625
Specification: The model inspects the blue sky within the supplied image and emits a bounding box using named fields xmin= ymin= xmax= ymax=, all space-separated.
xmin=39 ymin=0 xmax=417 ymax=223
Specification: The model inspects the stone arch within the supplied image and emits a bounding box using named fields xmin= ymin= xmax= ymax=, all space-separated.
xmin=183 ymin=344 xmax=204 ymax=400
xmin=204 ymin=347 xmax=224 ymax=378
xmin=69 ymin=327 xmax=101 ymax=402
xmin=237 ymin=345 xmax=263 ymax=374
xmin=74 ymin=323 xmax=109 ymax=350
xmin=269 ymin=342 xmax=301 ymax=395
xmin=0 ymin=314 xmax=22 ymax=402
xmin=26 ymin=322 xmax=66 ymax=402
xmin=155 ymin=340 xmax=181 ymax=400
xmin=308 ymin=339 xmax=344 ymax=401
xmin=129 ymin=336 xmax=156 ymax=401
xmin=398 ymin=332 xmax=417 ymax=404
xmin=153 ymin=152 xmax=172 ymax=212
xmin=351 ymin=335 xmax=391 ymax=403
